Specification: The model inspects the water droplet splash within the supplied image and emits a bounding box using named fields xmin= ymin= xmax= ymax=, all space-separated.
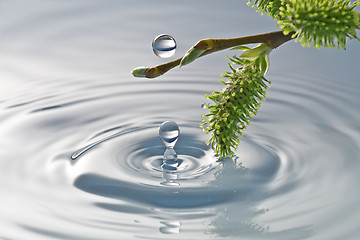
xmin=162 ymin=148 xmax=178 ymax=171
xmin=152 ymin=34 xmax=176 ymax=58
xmin=159 ymin=121 xmax=180 ymax=171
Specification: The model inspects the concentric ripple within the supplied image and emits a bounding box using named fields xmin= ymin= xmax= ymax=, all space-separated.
xmin=1 ymin=65 xmax=359 ymax=239
xmin=71 ymin=118 xmax=282 ymax=209
xmin=72 ymin=120 xmax=217 ymax=186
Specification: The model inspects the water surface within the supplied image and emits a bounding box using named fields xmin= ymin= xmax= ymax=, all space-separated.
xmin=1 ymin=1 xmax=360 ymax=239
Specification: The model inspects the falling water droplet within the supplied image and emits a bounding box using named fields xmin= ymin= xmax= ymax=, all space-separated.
xmin=159 ymin=121 xmax=180 ymax=171
xmin=152 ymin=34 xmax=176 ymax=58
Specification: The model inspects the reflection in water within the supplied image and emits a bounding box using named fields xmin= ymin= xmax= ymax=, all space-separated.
xmin=209 ymin=205 xmax=312 ymax=240
xmin=73 ymin=151 xmax=311 ymax=239
xmin=159 ymin=221 xmax=181 ymax=234
xmin=208 ymin=159 xmax=312 ymax=239
xmin=161 ymin=170 xmax=180 ymax=186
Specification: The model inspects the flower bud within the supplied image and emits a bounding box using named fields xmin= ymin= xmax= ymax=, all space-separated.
xmin=131 ymin=67 xmax=148 ymax=78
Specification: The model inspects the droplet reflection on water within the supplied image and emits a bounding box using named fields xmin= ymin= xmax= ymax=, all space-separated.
xmin=152 ymin=34 xmax=176 ymax=58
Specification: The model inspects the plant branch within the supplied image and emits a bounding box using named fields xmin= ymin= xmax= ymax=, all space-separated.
xmin=132 ymin=30 xmax=294 ymax=79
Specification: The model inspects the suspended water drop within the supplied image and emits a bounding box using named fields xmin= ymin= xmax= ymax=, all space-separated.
xmin=152 ymin=34 xmax=176 ymax=58
xmin=159 ymin=121 xmax=180 ymax=171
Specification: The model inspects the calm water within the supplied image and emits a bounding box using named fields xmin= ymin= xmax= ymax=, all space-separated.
xmin=1 ymin=1 xmax=360 ymax=239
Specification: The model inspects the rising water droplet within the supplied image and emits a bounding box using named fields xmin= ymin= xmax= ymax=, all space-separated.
xmin=152 ymin=34 xmax=176 ymax=58
xmin=159 ymin=121 xmax=180 ymax=171
xmin=159 ymin=120 xmax=180 ymax=148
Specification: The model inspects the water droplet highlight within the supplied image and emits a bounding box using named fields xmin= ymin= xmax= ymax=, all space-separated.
xmin=152 ymin=34 xmax=176 ymax=58
xmin=159 ymin=121 xmax=180 ymax=171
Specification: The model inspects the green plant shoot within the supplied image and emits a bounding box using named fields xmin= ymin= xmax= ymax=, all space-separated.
xmin=201 ymin=43 xmax=272 ymax=158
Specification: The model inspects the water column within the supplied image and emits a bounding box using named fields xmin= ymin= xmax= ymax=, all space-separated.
xmin=158 ymin=121 xmax=182 ymax=234
xmin=159 ymin=121 xmax=180 ymax=171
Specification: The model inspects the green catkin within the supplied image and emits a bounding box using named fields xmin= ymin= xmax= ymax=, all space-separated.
xmin=247 ymin=0 xmax=284 ymax=16
xmin=248 ymin=0 xmax=360 ymax=49
xmin=201 ymin=57 xmax=270 ymax=159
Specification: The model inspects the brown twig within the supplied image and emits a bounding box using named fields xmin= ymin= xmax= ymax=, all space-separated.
xmin=133 ymin=30 xmax=294 ymax=79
